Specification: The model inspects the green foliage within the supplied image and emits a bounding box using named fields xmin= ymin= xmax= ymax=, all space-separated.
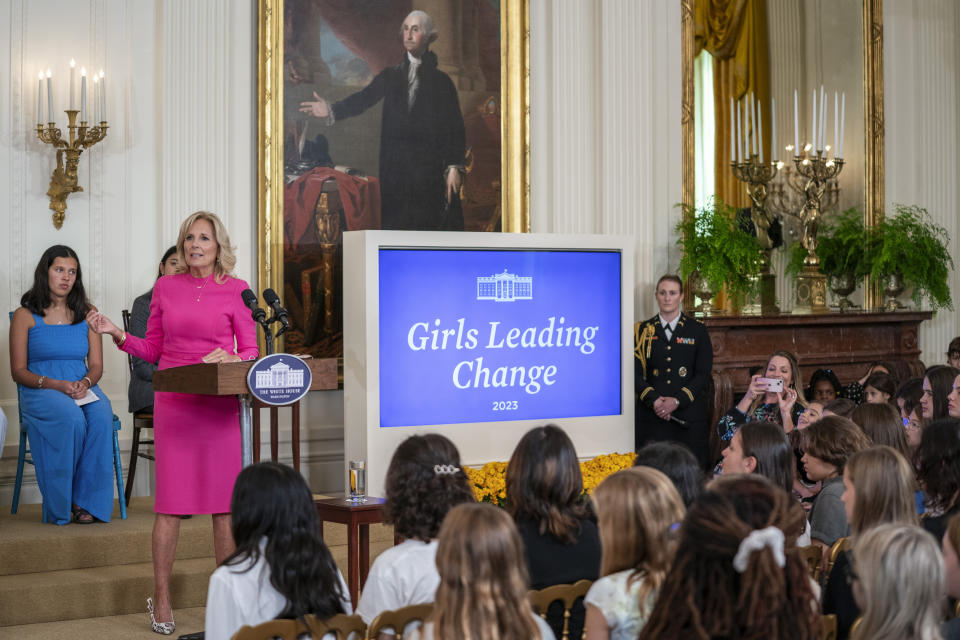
xmin=675 ymin=199 xmax=764 ymax=300
xmin=784 ymin=207 xmax=871 ymax=282
xmin=817 ymin=207 xmax=873 ymax=277
xmin=869 ymin=204 xmax=954 ymax=312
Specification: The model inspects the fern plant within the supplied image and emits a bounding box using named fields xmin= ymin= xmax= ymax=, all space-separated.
xmin=784 ymin=207 xmax=872 ymax=281
xmin=869 ymin=204 xmax=953 ymax=312
xmin=676 ymin=200 xmax=764 ymax=300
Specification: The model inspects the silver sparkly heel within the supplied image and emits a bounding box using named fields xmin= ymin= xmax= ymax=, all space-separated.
xmin=147 ymin=597 xmax=176 ymax=635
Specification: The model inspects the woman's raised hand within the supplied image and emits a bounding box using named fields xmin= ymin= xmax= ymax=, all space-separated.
xmin=748 ymin=374 xmax=767 ymax=399
xmin=85 ymin=309 xmax=120 ymax=338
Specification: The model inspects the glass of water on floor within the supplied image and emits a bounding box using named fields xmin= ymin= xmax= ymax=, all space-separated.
xmin=348 ymin=460 xmax=367 ymax=503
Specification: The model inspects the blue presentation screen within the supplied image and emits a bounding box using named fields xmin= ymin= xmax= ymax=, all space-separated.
xmin=378 ymin=248 xmax=622 ymax=427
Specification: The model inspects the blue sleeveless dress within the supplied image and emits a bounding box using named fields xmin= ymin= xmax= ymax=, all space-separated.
xmin=19 ymin=313 xmax=114 ymax=524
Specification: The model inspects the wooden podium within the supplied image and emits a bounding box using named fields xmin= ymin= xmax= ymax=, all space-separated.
xmin=153 ymin=358 xmax=339 ymax=466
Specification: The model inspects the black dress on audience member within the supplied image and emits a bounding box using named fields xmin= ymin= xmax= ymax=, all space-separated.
xmin=923 ymin=507 xmax=960 ymax=543
xmin=516 ymin=516 xmax=602 ymax=640
xmin=822 ymin=551 xmax=859 ymax=640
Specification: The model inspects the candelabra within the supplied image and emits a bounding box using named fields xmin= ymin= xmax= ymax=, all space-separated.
xmin=769 ymin=145 xmax=841 ymax=239
xmin=790 ymin=151 xmax=844 ymax=314
xmin=37 ymin=110 xmax=108 ymax=229
xmin=731 ymin=154 xmax=779 ymax=315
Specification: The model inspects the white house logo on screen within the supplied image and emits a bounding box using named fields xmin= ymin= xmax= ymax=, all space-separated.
xmin=246 ymin=354 xmax=312 ymax=406
xmin=476 ymin=270 xmax=533 ymax=302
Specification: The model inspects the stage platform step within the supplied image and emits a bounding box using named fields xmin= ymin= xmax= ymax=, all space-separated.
xmin=0 ymin=496 xmax=395 ymax=627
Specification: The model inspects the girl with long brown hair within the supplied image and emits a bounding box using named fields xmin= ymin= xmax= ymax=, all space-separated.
xmin=638 ymin=475 xmax=819 ymax=640
xmin=583 ymin=467 xmax=685 ymax=640
xmin=411 ymin=503 xmax=554 ymax=640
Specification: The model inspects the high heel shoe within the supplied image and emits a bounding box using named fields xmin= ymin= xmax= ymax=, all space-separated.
xmin=147 ymin=597 xmax=176 ymax=635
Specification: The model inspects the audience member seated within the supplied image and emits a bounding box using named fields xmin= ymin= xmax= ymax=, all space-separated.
xmin=796 ymin=402 xmax=824 ymax=429
xmin=8 ymin=245 xmax=114 ymax=525
xmin=356 ymin=434 xmax=474 ymax=625
xmin=951 ymin=372 xmax=960 ymax=419
xmin=717 ymin=350 xmax=806 ymax=445
xmin=822 ymin=397 xmax=856 ymax=418
xmin=127 ymin=246 xmax=178 ymax=415
xmin=507 ymin=425 xmax=601 ymax=640
xmin=842 ymin=361 xmax=895 ymax=405
xmin=863 ymin=370 xmax=899 ymax=406
xmin=204 ymin=462 xmax=350 ymax=640
xmin=409 ymin=503 xmax=555 ymax=640
xmin=801 ymin=416 xmax=871 ymax=549
xmin=923 ymin=365 xmax=960 ymax=421
xmin=807 ymin=368 xmax=841 ymax=404
xmin=584 ymin=467 xmax=685 ymax=640
xmin=822 ymin=446 xmax=919 ymax=640
xmin=632 ymin=441 xmax=703 ymax=507
xmin=850 ymin=403 xmax=910 ymax=458
xmin=895 ymin=376 xmax=925 ymax=424
xmin=852 ymin=524 xmax=945 ymax=640
xmin=917 ymin=418 xmax=960 ymax=542
xmin=720 ymin=420 xmax=810 ymax=545
xmin=941 ymin=514 xmax=960 ymax=640
xmin=638 ymin=475 xmax=819 ymax=640
xmin=949 ymin=336 xmax=960 ymax=370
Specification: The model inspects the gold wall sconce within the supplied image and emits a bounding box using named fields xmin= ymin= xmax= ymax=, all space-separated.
xmin=35 ymin=62 xmax=108 ymax=229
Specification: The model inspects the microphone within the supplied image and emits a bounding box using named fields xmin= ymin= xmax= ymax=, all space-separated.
xmin=262 ymin=288 xmax=291 ymax=330
xmin=241 ymin=289 xmax=267 ymax=324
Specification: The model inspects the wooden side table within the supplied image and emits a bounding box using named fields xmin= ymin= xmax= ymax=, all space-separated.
xmin=315 ymin=496 xmax=390 ymax=607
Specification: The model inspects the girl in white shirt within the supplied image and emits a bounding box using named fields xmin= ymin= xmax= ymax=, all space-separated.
xmin=355 ymin=434 xmax=475 ymax=625
xmin=411 ymin=503 xmax=555 ymax=640
xmin=205 ymin=462 xmax=351 ymax=640
xmin=583 ymin=467 xmax=685 ymax=640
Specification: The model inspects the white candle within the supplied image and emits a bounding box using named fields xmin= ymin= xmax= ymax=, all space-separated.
xmin=771 ymin=98 xmax=777 ymax=162
xmin=811 ymin=89 xmax=817 ymax=152
xmin=730 ymin=97 xmax=736 ymax=163
xmin=758 ymin=104 xmax=764 ymax=164
xmin=99 ymin=70 xmax=106 ymax=122
xmin=69 ymin=59 xmax=75 ymax=110
xmin=80 ymin=68 xmax=87 ymax=122
xmin=37 ymin=72 xmax=44 ymax=124
xmin=819 ymin=87 xmax=827 ymax=151
xmin=794 ymin=89 xmax=799 ymax=154
xmin=92 ymin=75 xmax=98 ymax=123
xmin=839 ymin=92 xmax=846 ymax=158
xmin=46 ymin=69 xmax=53 ymax=123
xmin=737 ymin=102 xmax=743 ymax=162
xmin=833 ymin=92 xmax=839 ymax=156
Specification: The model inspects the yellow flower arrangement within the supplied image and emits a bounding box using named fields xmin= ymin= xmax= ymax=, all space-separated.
xmin=466 ymin=452 xmax=637 ymax=507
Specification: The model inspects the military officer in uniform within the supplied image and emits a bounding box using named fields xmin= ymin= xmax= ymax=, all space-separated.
xmin=635 ymin=274 xmax=713 ymax=467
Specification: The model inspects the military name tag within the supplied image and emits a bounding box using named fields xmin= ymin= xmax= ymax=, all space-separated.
xmin=679 ymin=366 xmax=688 ymax=377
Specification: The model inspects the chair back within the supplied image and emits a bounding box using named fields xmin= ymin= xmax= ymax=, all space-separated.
xmin=232 ymin=613 xmax=365 ymax=640
xmin=826 ymin=537 xmax=851 ymax=578
xmin=799 ymin=544 xmax=822 ymax=581
xmin=121 ymin=309 xmax=135 ymax=374
xmin=528 ymin=579 xmax=593 ymax=640
xmin=365 ymin=604 xmax=433 ymax=640
xmin=820 ymin=613 xmax=838 ymax=640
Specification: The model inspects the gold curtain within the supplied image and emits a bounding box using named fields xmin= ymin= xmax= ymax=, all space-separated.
xmin=694 ymin=0 xmax=771 ymax=209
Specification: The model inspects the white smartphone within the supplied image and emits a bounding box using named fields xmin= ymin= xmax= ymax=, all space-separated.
xmin=758 ymin=377 xmax=784 ymax=393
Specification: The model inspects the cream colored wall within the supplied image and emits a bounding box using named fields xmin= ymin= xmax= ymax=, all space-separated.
xmin=1 ymin=0 xmax=954 ymax=502
xmin=884 ymin=0 xmax=960 ymax=370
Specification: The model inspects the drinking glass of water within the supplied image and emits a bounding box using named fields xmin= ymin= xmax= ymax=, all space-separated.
xmin=348 ymin=460 xmax=367 ymax=503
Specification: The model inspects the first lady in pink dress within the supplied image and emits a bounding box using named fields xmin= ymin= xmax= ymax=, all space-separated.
xmin=88 ymin=211 xmax=258 ymax=634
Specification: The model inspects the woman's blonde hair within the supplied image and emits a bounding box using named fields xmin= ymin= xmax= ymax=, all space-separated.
xmin=852 ymin=524 xmax=944 ymax=640
xmin=175 ymin=211 xmax=237 ymax=283
xmin=845 ymin=446 xmax=918 ymax=536
xmin=592 ymin=467 xmax=685 ymax=614
xmin=433 ymin=503 xmax=540 ymax=640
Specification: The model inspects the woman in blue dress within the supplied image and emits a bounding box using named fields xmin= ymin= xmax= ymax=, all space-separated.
xmin=9 ymin=245 xmax=114 ymax=525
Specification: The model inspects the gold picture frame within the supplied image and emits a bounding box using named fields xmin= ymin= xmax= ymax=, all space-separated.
xmin=256 ymin=0 xmax=530 ymax=355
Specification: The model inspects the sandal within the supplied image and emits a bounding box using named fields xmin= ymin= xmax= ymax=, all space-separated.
xmin=72 ymin=507 xmax=95 ymax=524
